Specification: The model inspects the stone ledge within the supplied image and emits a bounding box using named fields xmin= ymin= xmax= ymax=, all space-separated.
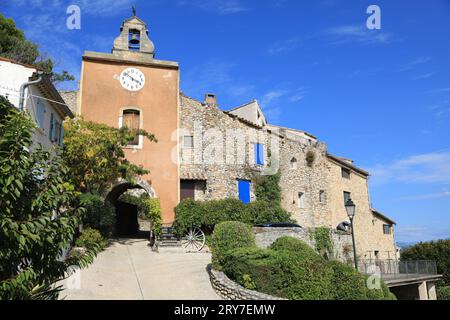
xmin=207 ymin=264 xmax=287 ymax=300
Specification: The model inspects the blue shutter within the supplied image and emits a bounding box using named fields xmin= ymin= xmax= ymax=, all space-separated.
xmin=36 ymin=100 xmax=45 ymax=129
xmin=49 ymin=113 xmax=55 ymax=141
xmin=238 ymin=180 xmax=251 ymax=204
xmin=58 ymin=122 xmax=64 ymax=146
xmin=255 ymin=143 xmax=264 ymax=165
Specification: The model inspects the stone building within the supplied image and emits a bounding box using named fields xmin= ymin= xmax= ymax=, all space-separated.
xmin=73 ymin=13 xmax=396 ymax=260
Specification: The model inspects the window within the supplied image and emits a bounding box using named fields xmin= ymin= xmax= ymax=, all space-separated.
xmin=342 ymin=167 xmax=351 ymax=179
xmin=254 ymin=143 xmax=264 ymax=165
xmin=290 ymin=157 xmax=298 ymax=170
xmin=297 ymin=192 xmax=305 ymax=208
xmin=53 ymin=121 xmax=62 ymax=144
xmin=238 ymin=180 xmax=251 ymax=204
xmin=343 ymin=191 xmax=351 ymax=205
xmin=374 ymin=250 xmax=380 ymax=260
xmin=36 ymin=99 xmax=45 ymax=129
xmin=184 ymin=135 xmax=194 ymax=148
xmin=128 ymin=29 xmax=140 ymax=51
xmin=383 ymin=224 xmax=391 ymax=235
xmin=319 ymin=190 xmax=326 ymax=203
xmin=122 ymin=110 xmax=140 ymax=146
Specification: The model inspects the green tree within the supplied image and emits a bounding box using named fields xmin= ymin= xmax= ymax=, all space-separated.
xmin=401 ymin=239 xmax=450 ymax=285
xmin=0 ymin=13 xmax=74 ymax=83
xmin=62 ymin=117 xmax=157 ymax=194
xmin=0 ymin=96 xmax=93 ymax=299
xmin=254 ymin=172 xmax=282 ymax=204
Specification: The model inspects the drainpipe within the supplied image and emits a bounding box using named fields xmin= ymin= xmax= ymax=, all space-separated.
xmin=19 ymin=71 xmax=44 ymax=111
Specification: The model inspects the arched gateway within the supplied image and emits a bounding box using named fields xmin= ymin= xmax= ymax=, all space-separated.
xmin=105 ymin=179 xmax=156 ymax=237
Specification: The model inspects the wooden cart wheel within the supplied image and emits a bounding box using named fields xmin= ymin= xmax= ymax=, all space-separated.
xmin=181 ymin=227 xmax=206 ymax=252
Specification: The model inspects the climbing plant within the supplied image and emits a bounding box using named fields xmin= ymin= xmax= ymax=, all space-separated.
xmin=314 ymin=227 xmax=334 ymax=259
xmin=118 ymin=194 xmax=162 ymax=236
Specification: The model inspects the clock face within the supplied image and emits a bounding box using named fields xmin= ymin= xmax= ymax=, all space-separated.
xmin=119 ymin=68 xmax=145 ymax=92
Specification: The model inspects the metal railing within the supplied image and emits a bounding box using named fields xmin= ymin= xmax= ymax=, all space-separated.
xmin=358 ymin=260 xmax=437 ymax=280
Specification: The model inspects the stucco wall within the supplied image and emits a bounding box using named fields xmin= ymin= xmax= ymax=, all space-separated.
xmin=80 ymin=57 xmax=180 ymax=223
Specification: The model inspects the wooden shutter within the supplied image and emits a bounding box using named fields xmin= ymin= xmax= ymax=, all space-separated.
xmin=123 ymin=110 xmax=140 ymax=145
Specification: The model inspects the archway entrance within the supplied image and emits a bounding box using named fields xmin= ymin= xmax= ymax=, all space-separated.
xmin=106 ymin=180 xmax=155 ymax=238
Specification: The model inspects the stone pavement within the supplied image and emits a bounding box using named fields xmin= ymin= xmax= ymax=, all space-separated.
xmin=60 ymin=239 xmax=221 ymax=300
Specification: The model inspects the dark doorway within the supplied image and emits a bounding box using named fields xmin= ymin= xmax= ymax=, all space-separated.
xmin=115 ymin=200 xmax=139 ymax=236
xmin=180 ymin=180 xmax=195 ymax=201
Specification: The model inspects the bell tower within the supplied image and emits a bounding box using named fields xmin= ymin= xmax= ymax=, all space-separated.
xmin=112 ymin=7 xmax=155 ymax=59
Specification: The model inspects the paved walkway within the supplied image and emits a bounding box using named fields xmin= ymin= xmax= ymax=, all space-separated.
xmin=61 ymin=239 xmax=221 ymax=300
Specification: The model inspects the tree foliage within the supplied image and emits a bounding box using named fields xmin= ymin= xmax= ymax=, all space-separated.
xmin=401 ymin=239 xmax=450 ymax=285
xmin=0 ymin=96 xmax=93 ymax=299
xmin=0 ymin=13 xmax=74 ymax=83
xmin=254 ymin=172 xmax=282 ymax=204
xmin=62 ymin=117 xmax=157 ymax=194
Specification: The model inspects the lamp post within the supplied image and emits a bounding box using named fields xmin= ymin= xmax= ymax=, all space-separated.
xmin=345 ymin=198 xmax=358 ymax=270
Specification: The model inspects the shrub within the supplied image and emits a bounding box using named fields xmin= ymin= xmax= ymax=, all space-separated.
xmin=202 ymin=199 xmax=247 ymax=233
xmin=437 ymin=285 xmax=450 ymax=300
xmin=75 ymin=228 xmax=107 ymax=252
xmin=254 ymin=172 xmax=282 ymax=204
xmin=328 ymin=261 xmax=368 ymax=300
xmin=173 ymin=198 xmax=207 ymax=236
xmin=270 ymin=237 xmax=321 ymax=261
xmin=221 ymin=247 xmax=333 ymax=300
xmin=210 ymin=221 xmax=256 ymax=269
xmin=246 ymin=201 xmax=293 ymax=225
xmin=79 ymin=193 xmax=116 ymax=237
xmin=364 ymin=276 xmax=396 ymax=300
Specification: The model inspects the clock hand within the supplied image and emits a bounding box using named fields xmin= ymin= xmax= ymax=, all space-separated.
xmin=124 ymin=73 xmax=142 ymax=85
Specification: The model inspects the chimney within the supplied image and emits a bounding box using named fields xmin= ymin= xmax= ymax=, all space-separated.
xmin=204 ymin=93 xmax=217 ymax=106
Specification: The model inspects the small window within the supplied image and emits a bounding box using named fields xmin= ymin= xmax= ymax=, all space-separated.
xmin=319 ymin=190 xmax=326 ymax=203
xmin=123 ymin=110 xmax=140 ymax=146
xmin=383 ymin=224 xmax=391 ymax=235
xmin=290 ymin=157 xmax=298 ymax=170
xmin=184 ymin=135 xmax=194 ymax=148
xmin=343 ymin=191 xmax=351 ymax=205
xmin=374 ymin=250 xmax=380 ymax=260
xmin=254 ymin=143 xmax=264 ymax=165
xmin=297 ymin=192 xmax=305 ymax=208
xmin=342 ymin=167 xmax=351 ymax=179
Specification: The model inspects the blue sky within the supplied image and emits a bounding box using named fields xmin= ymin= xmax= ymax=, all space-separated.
xmin=2 ymin=0 xmax=450 ymax=243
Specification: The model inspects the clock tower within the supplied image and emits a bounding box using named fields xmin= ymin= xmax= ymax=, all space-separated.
xmin=79 ymin=12 xmax=180 ymax=224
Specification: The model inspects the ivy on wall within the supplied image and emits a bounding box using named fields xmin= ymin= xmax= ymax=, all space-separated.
xmin=314 ymin=227 xmax=334 ymax=259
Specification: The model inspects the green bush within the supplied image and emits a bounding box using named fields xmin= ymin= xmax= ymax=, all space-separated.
xmin=79 ymin=193 xmax=116 ymax=237
xmin=75 ymin=228 xmax=107 ymax=252
xmin=270 ymin=237 xmax=319 ymax=260
xmin=314 ymin=227 xmax=334 ymax=259
xmin=328 ymin=261 xmax=368 ymax=300
xmin=246 ymin=201 xmax=293 ymax=225
xmin=210 ymin=221 xmax=256 ymax=269
xmin=437 ymin=285 xmax=450 ymax=300
xmin=221 ymin=247 xmax=333 ymax=300
xmin=173 ymin=198 xmax=292 ymax=236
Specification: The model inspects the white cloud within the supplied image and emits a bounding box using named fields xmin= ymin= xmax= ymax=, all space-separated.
xmin=178 ymin=0 xmax=246 ymax=14
xmin=413 ymin=72 xmax=435 ymax=80
xmin=399 ymin=191 xmax=450 ymax=200
xmin=325 ymin=25 xmax=394 ymax=45
xmin=369 ymin=151 xmax=450 ymax=185
xmin=396 ymin=225 xmax=450 ymax=242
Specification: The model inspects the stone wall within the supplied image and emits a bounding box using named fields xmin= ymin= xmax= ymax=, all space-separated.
xmin=253 ymin=227 xmax=353 ymax=262
xmin=207 ymin=265 xmax=286 ymax=300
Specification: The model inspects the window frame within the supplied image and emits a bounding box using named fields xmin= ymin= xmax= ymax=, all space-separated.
xmin=183 ymin=135 xmax=194 ymax=149
xmin=119 ymin=107 xmax=143 ymax=149
xmin=254 ymin=143 xmax=265 ymax=165
xmin=341 ymin=167 xmax=351 ymax=179
xmin=383 ymin=224 xmax=392 ymax=235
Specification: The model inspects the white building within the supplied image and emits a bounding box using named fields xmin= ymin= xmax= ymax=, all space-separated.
xmin=0 ymin=57 xmax=73 ymax=150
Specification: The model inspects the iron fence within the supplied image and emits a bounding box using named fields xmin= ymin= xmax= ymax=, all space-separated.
xmin=357 ymin=260 xmax=437 ymax=280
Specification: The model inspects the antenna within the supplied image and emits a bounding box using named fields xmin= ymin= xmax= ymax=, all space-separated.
xmin=132 ymin=5 xmax=136 ymax=16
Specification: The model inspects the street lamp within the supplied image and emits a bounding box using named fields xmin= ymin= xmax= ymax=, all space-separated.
xmin=345 ymin=198 xmax=358 ymax=270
